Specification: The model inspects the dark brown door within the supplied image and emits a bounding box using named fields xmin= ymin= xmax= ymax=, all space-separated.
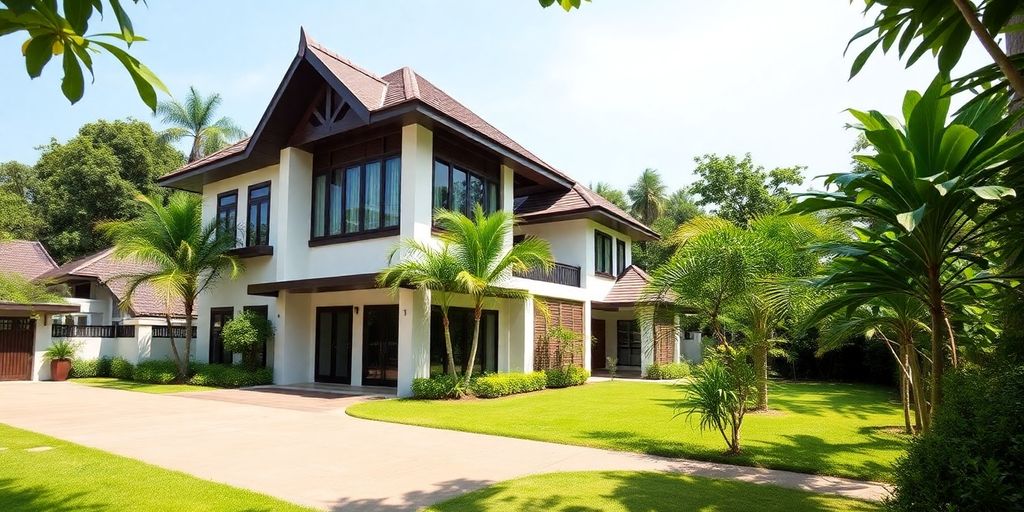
xmin=315 ymin=307 xmax=353 ymax=384
xmin=209 ymin=308 xmax=234 ymax=364
xmin=363 ymin=305 xmax=399 ymax=387
xmin=591 ymin=318 xmax=606 ymax=369
xmin=0 ymin=317 xmax=34 ymax=381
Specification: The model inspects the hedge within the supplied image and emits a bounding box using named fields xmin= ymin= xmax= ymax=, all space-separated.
xmin=646 ymin=362 xmax=691 ymax=380
xmin=110 ymin=357 xmax=135 ymax=380
xmin=187 ymin=363 xmax=273 ymax=388
xmin=545 ymin=365 xmax=589 ymax=388
xmin=411 ymin=374 xmax=464 ymax=399
xmin=70 ymin=357 xmax=112 ymax=378
xmin=470 ymin=371 xmax=547 ymax=398
xmin=133 ymin=360 xmax=179 ymax=384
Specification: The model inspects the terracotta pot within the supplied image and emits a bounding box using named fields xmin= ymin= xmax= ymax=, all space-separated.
xmin=50 ymin=359 xmax=72 ymax=381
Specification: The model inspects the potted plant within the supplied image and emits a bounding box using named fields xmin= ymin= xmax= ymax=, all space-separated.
xmin=43 ymin=339 xmax=79 ymax=381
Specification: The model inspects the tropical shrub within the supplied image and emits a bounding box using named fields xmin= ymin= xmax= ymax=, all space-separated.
xmin=187 ymin=363 xmax=272 ymax=388
xmin=470 ymin=372 xmax=547 ymax=398
xmin=42 ymin=339 xmax=79 ymax=362
xmin=133 ymin=360 xmax=179 ymax=384
xmin=220 ymin=311 xmax=274 ymax=368
xmin=646 ymin=362 xmax=691 ymax=380
xmin=544 ymin=365 xmax=589 ymax=388
xmin=411 ymin=374 xmax=465 ymax=400
xmin=681 ymin=357 xmax=756 ymax=454
xmin=70 ymin=357 xmax=112 ymax=378
xmin=885 ymin=365 xmax=1024 ymax=511
xmin=109 ymin=357 xmax=134 ymax=380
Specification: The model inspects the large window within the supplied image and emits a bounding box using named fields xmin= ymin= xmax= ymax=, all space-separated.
xmin=430 ymin=306 xmax=498 ymax=375
xmin=432 ymin=159 xmax=499 ymax=217
xmin=595 ymin=231 xmax=613 ymax=275
xmin=216 ymin=190 xmax=238 ymax=246
xmin=616 ymin=239 xmax=627 ymax=275
xmin=246 ymin=182 xmax=271 ymax=247
xmin=312 ymin=156 xmax=400 ymax=240
xmin=617 ymin=320 xmax=641 ymax=366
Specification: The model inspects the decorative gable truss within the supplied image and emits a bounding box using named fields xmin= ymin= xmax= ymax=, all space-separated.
xmin=290 ymin=86 xmax=363 ymax=146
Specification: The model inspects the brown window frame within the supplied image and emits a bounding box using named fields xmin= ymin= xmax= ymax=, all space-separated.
xmin=432 ymin=158 xmax=500 ymax=220
xmin=246 ymin=181 xmax=272 ymax=247
xmin=309 ymin=155 xmax=401 ymax=246
xmin=595 ymin=230 xmax=613 ymax=277
xmin=616 ymin=238 xmax=627 ymax=275
xmin=216 ymin=189 xmax=238 ymax=247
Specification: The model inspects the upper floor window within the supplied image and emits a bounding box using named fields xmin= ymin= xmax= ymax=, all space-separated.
xmin=595 ymin=231 xmax=613 ymax=276
xmin=616 ymin=239 xmax=627 ymax=275
xmin=247 ymin=182 xmax=271 ymax=247
xmin=216 ymin=190 xmax=238 ymax=246
xmin=312 ymin=156 xmax=401 ymax=240
xmin=433 ymin=159 xmax=498 ymax=217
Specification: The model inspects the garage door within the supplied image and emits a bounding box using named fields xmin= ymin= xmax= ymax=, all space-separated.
xmin=0 ymin=317 xmax=34 ymax=381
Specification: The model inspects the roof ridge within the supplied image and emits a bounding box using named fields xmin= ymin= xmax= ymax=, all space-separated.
xmin=304 ymin=36 xmax=387 ymax=85
xmin=62 ymin=247 xmax=116 ymax=276
xmin=32 ymin=241 xmax=57 ymax=268
xmin=401 ymin=66 xmax=420 ymax=100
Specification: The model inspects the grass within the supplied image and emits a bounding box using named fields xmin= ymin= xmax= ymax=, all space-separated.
xmin=72 ymin=377 xmax=215 ymax=394
xmin=426 ymin=471 xmax=880 ymax=512
xmin=0 ymin=423 xmax=313 ymax=511
xmin=349 ymin=380 xmax=908 ymax=482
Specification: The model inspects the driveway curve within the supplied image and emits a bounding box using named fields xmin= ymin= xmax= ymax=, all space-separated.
xmin=0 ymin=382 xmax=889 ymax=510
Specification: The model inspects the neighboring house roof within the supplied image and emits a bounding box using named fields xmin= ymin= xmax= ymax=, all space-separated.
xmin=599 ymin=265 xmax=656 ymax=307
xmin=36 ymin=248 xmax=190 ymax=318
xmin=157 ymin=30 xmax=654 ymax=239
xmin=0 ymin=240 xmax=58 ymax=280
xmin=515 ymin=184 xmax=658 ymax=240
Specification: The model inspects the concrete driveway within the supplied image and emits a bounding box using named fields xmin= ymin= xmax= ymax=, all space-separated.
xmin=0 ymin=382 xmax=889 ymax=511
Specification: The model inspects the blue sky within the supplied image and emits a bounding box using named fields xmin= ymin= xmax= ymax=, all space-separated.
xmin=0 ymin=1 xmax=989 ymax=193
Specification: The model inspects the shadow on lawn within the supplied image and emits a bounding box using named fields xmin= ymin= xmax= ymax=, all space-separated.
xmin=426 ymin=472 xmax=879 ymax=512
xmin=327 ymin=477 xmax=493 ymax=512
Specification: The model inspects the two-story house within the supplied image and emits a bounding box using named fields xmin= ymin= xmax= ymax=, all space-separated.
xmin=157 ymin=31 xmax=700 ymax=396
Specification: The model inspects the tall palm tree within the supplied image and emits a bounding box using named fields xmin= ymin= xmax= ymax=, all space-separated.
xmin=157 ymin=87 xmax=247 ymax=162
xmin=99 ymin=192 xmax=241 ymax=381
xmin=437 ymin=205 xmax=553 ymax=385
xmin=628 ymin=168 xmax=667 ymax=225
xmin=377 ymin=239 xmax=462 ymax=377
xmin=790 ymin=76 xmax=1024 ymax=416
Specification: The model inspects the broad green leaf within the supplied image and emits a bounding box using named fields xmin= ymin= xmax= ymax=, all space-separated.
xmin=60 ymin=50 xmax=84 ymax=103
xmin=107 ymin=0 xmax=135 ymax=44
xmin=24 ymin=34 xmax=55 ymax=78
xmin=902 ymin=90 xmax=921 ymax=122
xmin=63 ymin=0 xmax=92 ymax=34
xmin=935 ymin=124 xmax=977 ymax=173
xmin=968 ymin=186 xmax=1016 ymax=200
xmin=855 ymin=190 xmax=873 ymax=204
xmin=850 ymin=38 xmax=882 ymax=79
xmin=896 ymin=204 xmax=926 ymax=232
xmin=934 ymin=177 xmax=959 ymax=196
xmin=91 ymin=40 xmax=167 ymax=110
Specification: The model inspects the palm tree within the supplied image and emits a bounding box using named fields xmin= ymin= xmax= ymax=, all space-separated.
xmin=377 ymin=239 xmax=462 ymax=377
xmin=592 ymin=182 xmax=628 ymax=211
xmin=628 ymin=168 xmax=667 ymax=225
xmin=436 ymin=205 xmax=553 ymax=385
xmin=157 ymin=87 xmax=247 ymax=162
xmin=790 ymin=76 xmax=1024 ymax=416
xmin=99 ymin=192 xmax=241 ymax=381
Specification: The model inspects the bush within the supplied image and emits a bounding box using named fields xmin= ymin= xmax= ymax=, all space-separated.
xmin=545 ymin=365 xmax=589 ymax=388
xmin=220 ymin=311 xmax=274 ymax=368
xmin=646 ymin=362 xmax=691 ymax=380
xmin=70 ymin=357 xmax=111 ymax=378
xmin=885 ymin=364 xmax=1024 ymax=511
xmin=187 ymin=363 xmax=273 ymax=388
xmin=470 ymin=372 xmax=547 ymax=398
xmin=109 ymin=357 xmax=134 ymax=380
xmin=412 ymin=374 xmax=465 ymax=399
xmin=133 ymin=360 xmax=179 ymax=384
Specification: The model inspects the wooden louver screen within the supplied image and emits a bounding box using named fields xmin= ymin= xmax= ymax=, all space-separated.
xmin=533 ymin=298 xmax=584 ymax=370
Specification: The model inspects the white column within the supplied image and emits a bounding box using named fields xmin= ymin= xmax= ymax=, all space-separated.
xmin=508 ymin=298 xmax=535 ymax=373
xmin=135 ymin=325 xmax=153 ymax=363
xmin=350 ymin=305 xmax=364 ymax=387
xmin=640 ymin=315 xmax=654 ymax=376
xmin=582 ymin=301 xmax=592 ymax=371
xmin=274 ymin=291 xmax=313 ymax=384
xmin=672 ymin=315 xmax=681 ymax=363
xmin=400 ymin=124 xmax=434 ymax=244
xmin=276 ymin=147 xmax=313 ymax=282
xmin=397 ymin=288 xmax=431 ymax=397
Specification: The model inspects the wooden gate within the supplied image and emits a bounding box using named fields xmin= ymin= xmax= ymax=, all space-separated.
xmin=0 ymin=317 xmax=34 ymax=381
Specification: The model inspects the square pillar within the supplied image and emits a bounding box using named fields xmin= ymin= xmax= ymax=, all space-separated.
xmin=400 ymin=124 xmax=434 ymax=244
xmin=276 ymin=147 xmax=313 ymax=282
xmin=274 ymin=291 xmax=313 ymax=385
xmin=582 ymin=301 xmax=592 ymax=371
xmin=397 ymin=288 xmax=431 ymax=397
xmin=640 ymin=316 xmax=655 ymax=376
xmin=508 ymin=298 xmax=534 ymax=373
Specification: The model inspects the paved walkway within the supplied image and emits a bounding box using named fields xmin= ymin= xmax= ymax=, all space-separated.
xmin=0 ymin=382 xmax=890 ymax=511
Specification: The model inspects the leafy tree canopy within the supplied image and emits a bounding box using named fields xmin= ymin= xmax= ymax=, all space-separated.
xmin=0 ymin=272 xmax=65 ymax=304
xmin=34 ymin=119 xmax=183 ymax=262
xmin=689 ymin=153 xmax=804 ymax=225
xmin=592 ymin=182 xmax=628 ymax=211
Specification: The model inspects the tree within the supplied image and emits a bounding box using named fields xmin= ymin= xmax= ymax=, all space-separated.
xmin=627 ymin=168 xmax=667 ymax=226
xmin=632 ymin=188 xmax=702 ymax=271
xmin=790 ymin=77 xmax=1024 ymax=418
xmin=0 ymin=189 xmax=41 ymax=240
xmin=436 ymin=205 xmax=553 ymax=385
xmin=99 ymin=193 xmax=241 ymax=381
xmin=539 ymin=0 xmax=591 ymax=11
xmin=221 ymin=311 xmax=275 ymax=369
xmin=157 ymin=87 xmax=247 ymax=162
xmin=33 ymin=119 xmax=182 ymax=262
xmin=0 ymin=161 xmax=38 ymax=200
xmin=689 ymin=153 xmax=804 ymax=226
xmin=681 ymin=356 xmax=756 ymax=454
xmin=378 ymin=239 xmax=464 ymax=379
xmin=592 ymin=182 xmax=628 ymax=211
xmin=0 ymin=272 xmax=65 ymax=304
xmin=664 ymin=188 xmax=701 ymax=225
xmin=0 ymin=0 xmax=167 ymax=109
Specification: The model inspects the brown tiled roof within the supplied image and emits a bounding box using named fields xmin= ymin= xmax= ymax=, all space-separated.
xmin=0 ymin=240 xmax=57 ymax=280
xmin=164 ymin=137 xmax=250 ymax=178
xmin=307 ymin=39 xmax=388 ymax=109
xmin=600 ymin=265 xmax=655 ymax=305
xmin=36 ymin=248 xmax=190 ymax=318
xmin=515 ymin=183 xmax=657 ymax=238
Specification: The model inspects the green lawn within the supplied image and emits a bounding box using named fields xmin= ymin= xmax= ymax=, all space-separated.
xmin=72 ymin=377 xmax=215 ymax=394
xmin=0 ymin=424 xmax=313 ymax=511
xmin=427 ymin=471 xmax=879 ymax=512
xmin=349 ymin=380 xmax=908 ymax=482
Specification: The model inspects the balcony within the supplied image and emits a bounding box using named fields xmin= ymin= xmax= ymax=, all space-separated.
xmin=515 ymin=262 xmax=581 ymax=287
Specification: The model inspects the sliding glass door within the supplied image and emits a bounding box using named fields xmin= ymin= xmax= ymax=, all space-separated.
xmin=315 ymin=307 xmax=353 ymax=384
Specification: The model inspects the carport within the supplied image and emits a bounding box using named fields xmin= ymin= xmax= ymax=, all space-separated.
xmin=0 ymin=301 xmax=81 ymax=381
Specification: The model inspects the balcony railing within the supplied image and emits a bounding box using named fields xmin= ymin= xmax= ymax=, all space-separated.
xmin=515 ymin=262 xmax=581 ymax=287
xmin=52 ymin=324 xmax=115 ymax=338
xmin=152 ymin=325 xmax=198 ymax=339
